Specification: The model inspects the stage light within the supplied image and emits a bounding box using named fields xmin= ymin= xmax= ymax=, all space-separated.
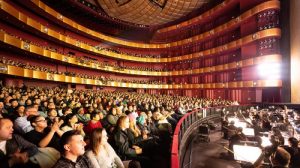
xmin=233 ymin=145 xmax=262 ymax=164
xmin=257 ymin=62 xmax=281 ymax=79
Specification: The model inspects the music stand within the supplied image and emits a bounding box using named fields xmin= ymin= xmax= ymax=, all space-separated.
xmin=242 ymin=128 xmax=255 ymax=137
xmin=233 ymin=145 xmax=262 ymax=164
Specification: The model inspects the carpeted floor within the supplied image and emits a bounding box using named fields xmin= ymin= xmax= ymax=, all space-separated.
xmin=182 ymin=126 xmax=242 ymax=168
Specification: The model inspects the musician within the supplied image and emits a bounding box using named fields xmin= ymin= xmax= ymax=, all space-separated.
xmin=228 ymin=127 xmax=247 ymax=158
xmin=224 ymin=121 xmax=237 ymax=140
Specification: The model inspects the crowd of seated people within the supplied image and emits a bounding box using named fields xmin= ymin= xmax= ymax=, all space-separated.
xmin=0 ymin=28 xmax=164 ymax=60
xmin=0 ymin=85 xmax=236 ymax=168
xmin=95 ymin=46 xmax=165 ymax=59
xmin=1 ymin=29 xmax=167 ymax=72
xmin=1 ymin=56 xmax=216 ymax=85
xmin=221 ymin=106 xmax=300 ymax=168
xmin=0 ymin=57 xmax=165 ymax=84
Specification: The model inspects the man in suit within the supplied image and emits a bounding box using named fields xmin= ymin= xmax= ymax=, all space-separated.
xmin=0 ymin=118 xmax=38 ymax=168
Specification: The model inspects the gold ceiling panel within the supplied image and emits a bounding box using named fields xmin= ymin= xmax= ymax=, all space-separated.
xmin=98 ymin=0 xmax=210 ymax=25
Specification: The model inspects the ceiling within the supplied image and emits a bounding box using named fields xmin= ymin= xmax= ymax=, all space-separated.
xmin=93 ymin=0 xmax=210 ymax=26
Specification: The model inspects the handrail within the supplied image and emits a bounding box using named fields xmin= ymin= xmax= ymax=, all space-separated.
xmin=170 ymin=105 xmax=253 ymax=168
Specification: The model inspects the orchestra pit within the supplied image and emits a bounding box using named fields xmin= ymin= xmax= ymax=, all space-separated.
xmin=0 ymin=0 xmax=299 ymax=168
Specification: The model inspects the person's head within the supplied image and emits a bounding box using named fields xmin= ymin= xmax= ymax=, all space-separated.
xmin=110 ymin=107 xmax=117 ymax=115
xmin=98 ymin=112 xmax=104 ymax=120
xmin=9 ymin=99 xmax=18 ymax=108
xmin=236 ymin=127 xmax=243 ymax=134
xmin=25 ymin=99 xmax=32 ymax=106
xmin=90 ymin=112 xmax=100 ymax=121
xmin=25 ymin=106 xmax=38 ymax=117
xmin=288 ymin=137 xmax=299 ymax=148
xmin=47 ymin=102 xmax=55 ymax=110
xmin=116 ymin=107 xmax=123 ymax=116
xmin=270 ymin=147 xmax=291 ymax=167
xmin=62 ymin=107 xmax=72 ymax=116
xmin=128 ymin=105 xmax=133 ymax=112
xmin=59 ymin=130 xmax=86 ymax=157
xmin=77 ymin=108 xmax=84 ymax=115
xmin=152 ymin=111 xmax=161 ymax=121
xmin=0 ymin=118 xmax=14 ymax=141
xmin=28 ymin=115 xmax=47 ymax=130
xmin=42 ymin=101 xmax=48 ymax=107
xmin=87 ymin=106 xmax=94 ymax=113
xmin=0 ymin=102 xmax=4 ymax=109
xmin=65 ymin=113 xmax=78 ymax=125
xmin=16 ymin=105 xmax=25 ymax=117
xmin=48 ymin=109 xmax=58 ymax=118
xmin=147 ymin=111 xmax=152 ymax=118
xmin=90 ymin=128 xmax=108 ymax=155
xmin=117 ymin=116 xmax=129 ymax=129
xmin=33 ymin=98 xmax=41 ymax=105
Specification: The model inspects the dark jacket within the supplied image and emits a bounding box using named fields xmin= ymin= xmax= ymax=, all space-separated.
xmin=0 ymin=134 xmax=38 ymax=168
xmin=52 ymin=156 xmax=92 ymax=168
xmin=113 ymin=128 xmax=137 ymax=160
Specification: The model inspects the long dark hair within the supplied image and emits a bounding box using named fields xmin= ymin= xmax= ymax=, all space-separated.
xmin=90 ymin=128 xmax=104 ymax=155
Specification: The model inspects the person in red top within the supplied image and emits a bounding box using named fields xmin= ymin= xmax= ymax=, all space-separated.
xmin=84 ymin=112 xmax=102 ymax=136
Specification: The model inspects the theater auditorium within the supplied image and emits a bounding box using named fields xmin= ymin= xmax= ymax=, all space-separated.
xmin=0 ymin=0 xmax=299 ymax=168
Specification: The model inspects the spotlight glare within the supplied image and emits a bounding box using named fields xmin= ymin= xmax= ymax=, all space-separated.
xmin=257 ymin=62 xmax=281 ymax=79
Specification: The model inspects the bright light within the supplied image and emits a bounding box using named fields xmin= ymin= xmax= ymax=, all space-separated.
xmin=235 ymin=121 xmax=247 ymax=128
xmin=233 ymin=145 xmax=262 ymax=163
xmin=228 ymin=117 xmax=247 ymax=128
xmin=228 ymin=117 xmax=239 ymax=123
xmin=260 ymin=136 xmax=272 ymax=147
xmin=243 ymin=128 xmax=255 ymax=136
xmin=257 ymin=62 xmax=281 ymax=79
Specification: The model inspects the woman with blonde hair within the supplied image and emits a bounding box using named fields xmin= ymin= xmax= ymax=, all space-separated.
xmin=86 ymin=128 xmax=125 ymax=168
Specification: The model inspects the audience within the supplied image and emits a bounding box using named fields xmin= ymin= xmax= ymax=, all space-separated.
xmin=0 ymin=85 xmax=246 ymax=168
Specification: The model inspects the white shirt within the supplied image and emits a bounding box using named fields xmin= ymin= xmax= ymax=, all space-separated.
xmin=0 ymin=141 xmax=7 ymax=154
xmin=14 ymin=116 xmax=33 ymax=134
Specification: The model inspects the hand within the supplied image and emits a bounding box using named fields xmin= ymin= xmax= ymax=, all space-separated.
xmin=75 ymin=124 xmax=83 ymax=131
xmin=54 ymin=117 xmax=59 ymax=122
xmin=58 ymin=119 xmax=64 ymax=127
xmin=142 ymin=133 xmax=148 ymax=140
xmin=51 ymin=122 xmax=60 ymax=132
xmin=135 ymin=148 xmax=142 ymax=154
xmin=132 ymin=145 xmax=140 ymax=150
xmin=9 ymin=151 xmax=28 ymax=166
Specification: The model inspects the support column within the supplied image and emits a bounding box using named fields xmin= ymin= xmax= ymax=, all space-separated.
xmin=290 ymin=0 xmax=300 ymax=103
